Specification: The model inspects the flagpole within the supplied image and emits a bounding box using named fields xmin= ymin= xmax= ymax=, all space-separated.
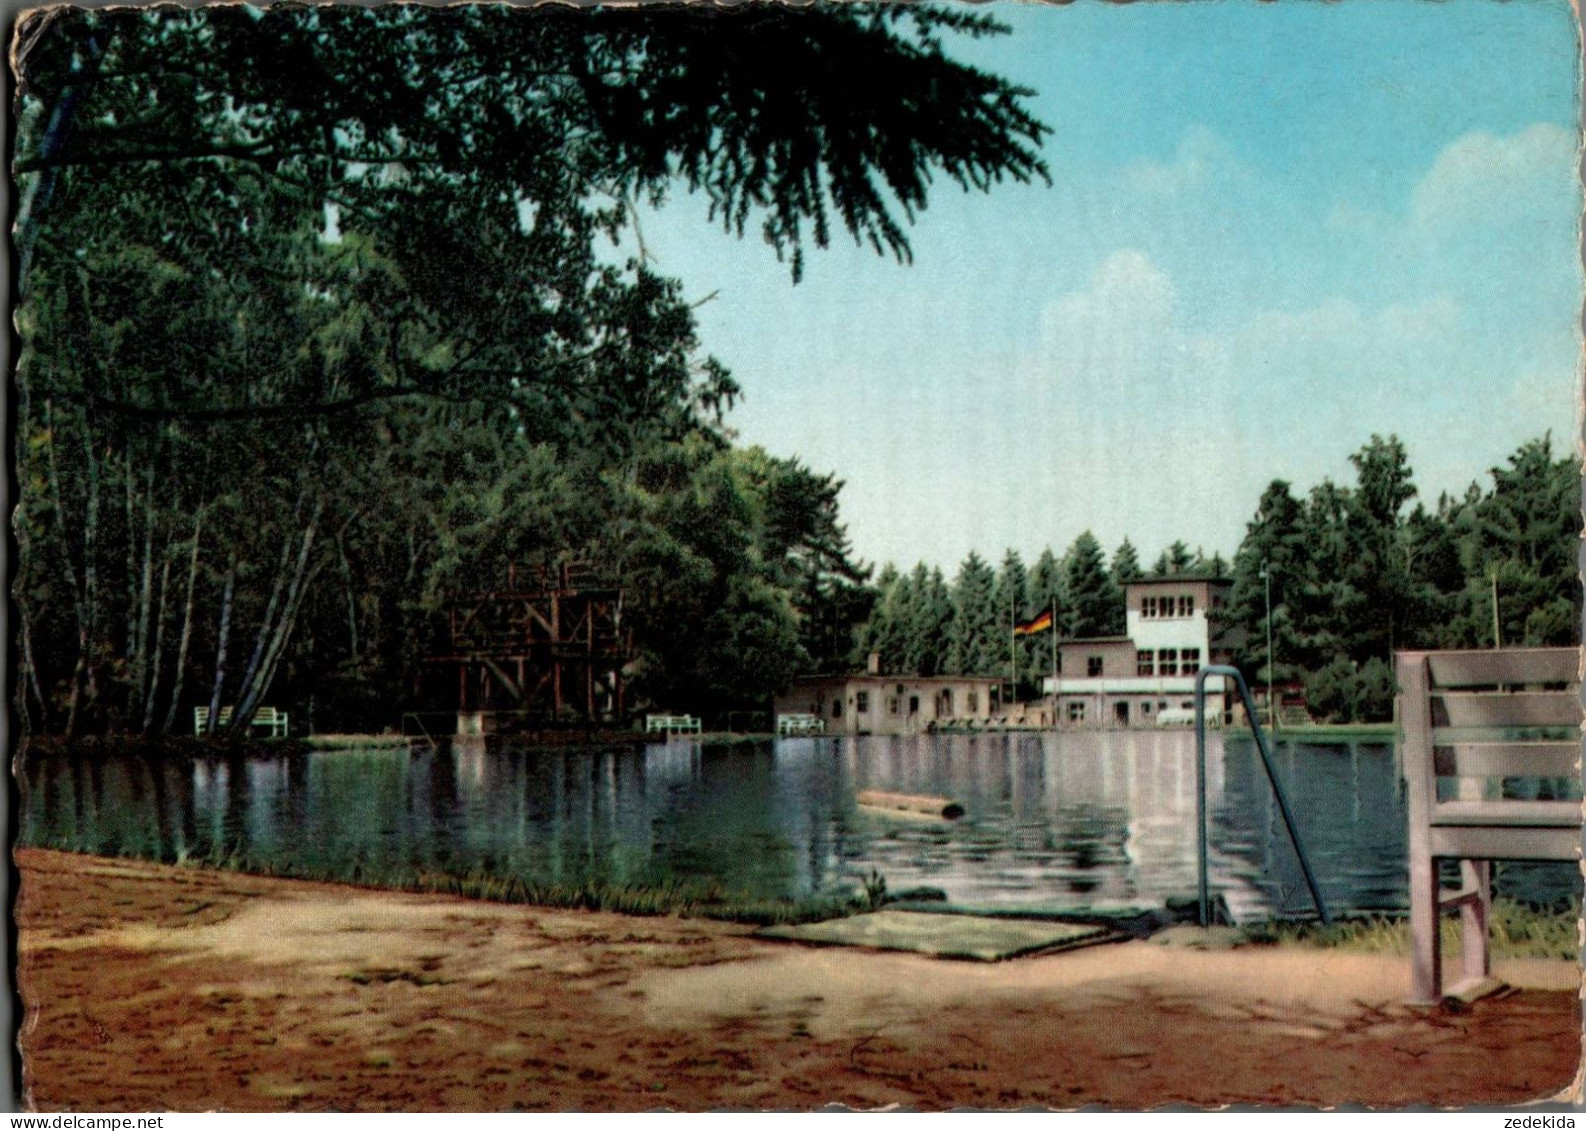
xmin=1009 ymin=588 xmax=1017 ymax=708
xmin=1049 ymin=595 xmax=1058 ymax=726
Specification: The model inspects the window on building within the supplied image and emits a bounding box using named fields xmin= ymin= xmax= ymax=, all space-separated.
xmin=908 ymin=695 xmax=919 ymax=715
xmin=1178 ymin=595 xmax=1195 ymax=617
xmin=1087 ymin=655 xmax=1103 ymax=677
xmin=1142 ymin=596 xmax=1157 ymax=619
xmin=967 ymin=691 xmax=978 ymax=712
xmin=1158 ymin=649 xmax=1178 ymax=676
xmin=886 ymin=696 xmax=900 ymax=716
xmin=941 ymin=689 xmax=954 ymax=715
xmin=1137 ymin=650 xmax=1154 ymax=676
xmin=1067 ymin=702 xmax=1086 ymax=721
xmin=1181 ymin=648 xmax=1201 ymax=676
xmin=856 ymin=691 xmax=870 ymax=713
xmin=831 ymin=698 xmax=843 ymax=718
xmin=1142 ymin=701 xmax=1153 ymax=715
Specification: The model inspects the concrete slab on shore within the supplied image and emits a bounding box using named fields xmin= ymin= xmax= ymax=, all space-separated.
xmin=758 ymin=909 xmax=1119 ymax=961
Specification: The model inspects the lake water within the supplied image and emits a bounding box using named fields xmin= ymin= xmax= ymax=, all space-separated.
xmin=16 ymin=731 xmax=1580 ymax=920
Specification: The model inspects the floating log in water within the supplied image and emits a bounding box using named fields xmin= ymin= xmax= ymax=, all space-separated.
xmin=856 ymin=790 xmax=965 ymax=820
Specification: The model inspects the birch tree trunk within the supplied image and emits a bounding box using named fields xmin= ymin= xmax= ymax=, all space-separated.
xmin=231 ymin=526 xmax=298 ymax=734
xmin=236 ymin=497 xmax=324 ymax=727
xmin=132 ymin=463 xmax=158 ymax=722
xmin=42 ymin=400 xmax=89 ymax=735
xmin=337 ymin=532 xmax=359 ymax=662
xmin=205 ymin=551 xmax=238 ymax=735
xmin=141 ymin=554 xmax=172 ymax=733
xmin=124 ymin=449 xmax=139 ymax=683
xmin=163 ymin=509 xmax=205 ymax=734
xmin=65 ymin=415 xmax=102 ymax=736
xmin=16 ymin=597 xmax=48 ymax=734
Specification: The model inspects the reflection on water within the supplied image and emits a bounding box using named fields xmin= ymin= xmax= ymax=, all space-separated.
xmin=17 ymin=731 xmax=1579 ymax=919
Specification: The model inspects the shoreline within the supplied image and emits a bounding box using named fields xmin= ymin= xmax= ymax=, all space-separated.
xmin=21 ymin=843 xmax=1577 ymax=946
xmin=17 ymin=848 xmax=1582 ymax=1111
xmin=16 ymin=722 xmax=1404 ymax=755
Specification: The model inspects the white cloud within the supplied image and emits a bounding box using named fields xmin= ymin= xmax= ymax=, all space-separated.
xmin=1036 ymin=248 xmax=1177 ymax=384
xmin=1226 ymin=294 xmax=1460 ymax=388
xmin=1005 ymin=250 xmax=1242 ymax=553
xmin=764 ymin=234 xmax=1572 ymax=570
xmin=1031 ymin=250 xmax=1463 ymax=417
xmin=1000 ymin=245 xmax=1520 ymax=552
xmin=1126 ymin=126 xmax=1238 ymax=198
xmin=1409 ymin=122 xmax=1578 ymax=229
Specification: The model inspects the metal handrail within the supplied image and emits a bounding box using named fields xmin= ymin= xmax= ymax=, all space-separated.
xmin=401 ymin=711 xmax=441 ymax=751
xmin=1194 ymin=665 xmax=1330 ymax=926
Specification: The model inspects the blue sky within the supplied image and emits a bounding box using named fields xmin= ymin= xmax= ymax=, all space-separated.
xmin=631 ymin=1 xmax=1581 ymax=572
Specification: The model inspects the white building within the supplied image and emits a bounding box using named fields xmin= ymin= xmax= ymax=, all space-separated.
xmin=774 ymin=672 xmax=1003 ymax=736
xmin=1045 ymin=576 xmax=1233 ymax=728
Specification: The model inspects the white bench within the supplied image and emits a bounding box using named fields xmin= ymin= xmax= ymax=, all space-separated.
xmin=645 ymin=714 xmax=701 ymax=736
xmin=1396 ymin=648 xmax=1580 ymax=1004
xmin=194 ymin=705 xmax=290 ymax=738
xmin=776 ymin=713 xmax=826 ymax=736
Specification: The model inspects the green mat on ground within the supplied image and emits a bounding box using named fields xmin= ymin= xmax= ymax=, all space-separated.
xmin=757 ymin=910 xmax=1120 ymax=961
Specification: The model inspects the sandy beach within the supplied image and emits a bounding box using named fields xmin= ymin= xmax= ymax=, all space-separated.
xmin=16 ymin=847 xmax=1582 ymax=1111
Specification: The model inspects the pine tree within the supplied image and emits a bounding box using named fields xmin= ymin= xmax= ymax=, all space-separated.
xmin=1110 ymin=539 xmax=1143 ymax=584
xmin=946 ymin=552 xmax=1000 ymax=675
xmin=908 ymin=567 xmax=954 ymax=677
xmin=1224 ymin=481 xmax=1307 ymax=685
xmin=1061 ymin=532 xmax=1123 ymax=638
xmin=1458 ymin=434 xmax=1579 ymax=648
xmin=1149 ymin=540 xmax=1196 ymax=577
xmin=857 ymin=562 xmax=906 ymax=673
xmin=994 ymin=549 xmax=1037 ymax=694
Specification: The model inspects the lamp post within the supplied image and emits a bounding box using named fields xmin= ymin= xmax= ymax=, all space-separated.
xmin=1260 ymin=561 xmax=1274 ymax=729
xmin=1490 ymin=567 xmax=1502 ymax=650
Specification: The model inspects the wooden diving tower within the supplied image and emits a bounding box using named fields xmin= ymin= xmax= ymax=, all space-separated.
xmin=427 ymin=562 xmax=633 ymax=731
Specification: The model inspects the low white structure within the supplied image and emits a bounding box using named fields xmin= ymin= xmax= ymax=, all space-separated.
xmin=194 ymin=705 xmax=289 ymax=737
xmin=773 ymin=673 xmax=1003 ymax=736
xmin=645 ymin=714 xmax=702 ymax=736
xmin=775 ymin=713 xmax=826 ymax=736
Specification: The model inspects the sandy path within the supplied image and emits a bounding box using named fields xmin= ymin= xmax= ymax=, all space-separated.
xmin=16 ymin=848 xmax=1582 ymax=1111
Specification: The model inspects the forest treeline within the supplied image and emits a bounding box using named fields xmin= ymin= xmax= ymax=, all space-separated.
xmin=860 ymin=433 xmax=1579 ymax=722
xmin=15 ymin=9 xmax=1577 ymax=737
xmin=857 ymin=534 xmax=1219 ymax=698
xmin=14 ymin=4 xmax=1045 ymax=737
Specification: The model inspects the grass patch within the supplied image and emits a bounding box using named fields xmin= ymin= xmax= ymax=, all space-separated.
xmin=1224 ymin=723 xmax=1399 ymax=741
xmin=29 ymin=840 xmax=865 ymax=928
xmin=1242 ymin=899 xmax=1580 ymax=960
xmin=302 ymin=734 xmax=412 ymax=750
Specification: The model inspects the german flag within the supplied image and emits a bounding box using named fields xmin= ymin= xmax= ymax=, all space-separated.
xmin=1014 ymin=610 xmax=1054 ymax=636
